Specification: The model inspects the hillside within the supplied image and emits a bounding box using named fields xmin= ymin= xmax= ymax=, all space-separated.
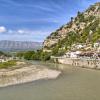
xmin=43 ymin=2 xmax=100 ymax=55
xmin=0 ymin=40 xmax=42 ymax=51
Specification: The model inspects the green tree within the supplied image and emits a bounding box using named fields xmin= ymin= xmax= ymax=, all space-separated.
xmin=40 ymin=52 xmax=51 ymax=61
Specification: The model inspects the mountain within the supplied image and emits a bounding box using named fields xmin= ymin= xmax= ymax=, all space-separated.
xmin=0 ymin=40 xmax=42 ymax=51
xmin=43 ymin=2 xmax=100 ymax=54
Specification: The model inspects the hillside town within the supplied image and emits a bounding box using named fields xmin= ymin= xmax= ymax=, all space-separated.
xmin=64 ymin=42 xmax=100 ymax=59
xmin=51 ymin=41 xmax=100 ymax=69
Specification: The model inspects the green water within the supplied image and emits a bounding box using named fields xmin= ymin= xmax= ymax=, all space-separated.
xmin=0 ymin=61 xmax=100 ymax=100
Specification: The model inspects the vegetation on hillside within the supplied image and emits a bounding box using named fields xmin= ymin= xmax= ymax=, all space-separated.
xmin=51 ymin=22 xmax=100 ymax=56
xmin=43 ymin=2 xmax=100 ymax=57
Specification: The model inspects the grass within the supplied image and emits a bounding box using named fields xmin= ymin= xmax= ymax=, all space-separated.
xmin=0 ymin=60 xmax=16 ymax=69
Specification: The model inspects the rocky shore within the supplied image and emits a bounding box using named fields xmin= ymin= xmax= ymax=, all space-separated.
xmin=57 ymin=58 xmax=100 ymax=69
xmin=0 ymin=62 xmax=61 ymax=87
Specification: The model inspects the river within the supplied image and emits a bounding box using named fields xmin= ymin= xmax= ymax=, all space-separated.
xmin=0 ymin=61 xmax=100 ymax=100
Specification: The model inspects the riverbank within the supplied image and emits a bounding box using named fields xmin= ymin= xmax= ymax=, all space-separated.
xmin=57 ymin=57 xmax=100 ymax=69
xmin=0 ymin=61 xmax=61 ymax=87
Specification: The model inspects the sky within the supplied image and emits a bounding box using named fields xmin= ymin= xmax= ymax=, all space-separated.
xmin=0 ymin=0 xmax=99 ymax=42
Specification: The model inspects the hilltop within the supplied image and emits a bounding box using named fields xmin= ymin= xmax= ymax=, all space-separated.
xmin=43 ymin=2 xmax=100 ymax=56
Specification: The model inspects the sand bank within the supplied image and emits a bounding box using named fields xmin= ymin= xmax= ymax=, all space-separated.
xmin=0 ymin=63 xmax=61 ymax=87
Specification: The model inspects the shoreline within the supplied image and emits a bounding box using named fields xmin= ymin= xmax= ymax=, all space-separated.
xmin=0 ymin=62 xmax=61 ymax=88
xmin=53 ymin=57 xmax=100 ymax=70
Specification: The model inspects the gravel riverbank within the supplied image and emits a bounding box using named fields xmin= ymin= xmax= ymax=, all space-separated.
xmin=0 ymin=62 xmax=61 ymax=87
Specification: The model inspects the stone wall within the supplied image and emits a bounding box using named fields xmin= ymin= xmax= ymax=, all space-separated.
xmin=57 ymin=58 xmax=100 ymax=69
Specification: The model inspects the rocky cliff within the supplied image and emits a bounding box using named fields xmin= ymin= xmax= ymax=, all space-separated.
xmin=43 ymin=2 xmax=100 ymax=53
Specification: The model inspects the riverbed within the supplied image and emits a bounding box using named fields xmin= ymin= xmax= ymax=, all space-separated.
xmin=0 ymin=61 xmax=100 ymax=100
xmin=0 ymin=61 xmax=61 ymax=87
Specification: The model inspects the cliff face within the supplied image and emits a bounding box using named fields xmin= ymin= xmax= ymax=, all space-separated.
xmin=0 ymin=40 xmax=42 ymax=51
xmin=43 ymin=2 xmax=100 ymax=51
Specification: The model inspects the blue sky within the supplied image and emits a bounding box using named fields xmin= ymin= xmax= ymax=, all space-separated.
xmin=0 ymin=0 xmax=99 ymax=42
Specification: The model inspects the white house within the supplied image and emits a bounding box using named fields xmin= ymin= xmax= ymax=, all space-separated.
xmin=65 ymin=51 xmax=81 ymax=58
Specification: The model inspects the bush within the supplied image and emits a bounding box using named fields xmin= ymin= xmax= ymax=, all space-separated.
xmin=0 ymin=60 xmax=16 ymax=69
xmin=16 ymin=50 xmax=51 ymax=61
xmin=77 ymin=12 xmax=85 ymax=22
xmin=40 ymin=52 xmax=51 ymax=61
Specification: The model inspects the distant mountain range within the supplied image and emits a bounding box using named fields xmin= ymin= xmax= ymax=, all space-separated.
xmin=0 ymin=40 xmax=42 ymax=51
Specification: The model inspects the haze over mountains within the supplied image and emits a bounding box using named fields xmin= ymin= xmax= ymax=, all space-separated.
xmin=0 ymin=40 xmax=42 ymax=51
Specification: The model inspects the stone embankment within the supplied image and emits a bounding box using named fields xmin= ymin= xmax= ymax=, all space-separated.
xmin=56 ymin=57 xmax=100 ymax=69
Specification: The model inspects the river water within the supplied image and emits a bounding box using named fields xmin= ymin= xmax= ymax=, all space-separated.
xmin=0 ymin=61 xmax=100 ymax=100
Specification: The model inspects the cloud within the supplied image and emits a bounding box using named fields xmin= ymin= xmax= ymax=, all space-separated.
xmin=0 ymin=27 xmax=51 ymax=42
xmin=0 ymin=24 xmax=50 ymax=36
xmin=7 ymin=29 xmax=29 ymax=35
xmin=4 ymin=28 xmax=51 ymax=37
xmin=0 ymin=26 xmax=6 ymax=33
xmin=1 ymin=0 xmax=54 ymax=12
xmin=15 ymin=29 xmax=50 ymax=37
xmin=8 ymin=29 xmax=37 ymax=35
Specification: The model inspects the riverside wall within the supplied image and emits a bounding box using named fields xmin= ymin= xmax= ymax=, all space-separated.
xmin=57 ymin=58 xmax=100 ymax=69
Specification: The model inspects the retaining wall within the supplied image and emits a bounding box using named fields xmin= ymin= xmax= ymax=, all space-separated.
xmin=57 ymin=58 xmax=100 ymax=69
